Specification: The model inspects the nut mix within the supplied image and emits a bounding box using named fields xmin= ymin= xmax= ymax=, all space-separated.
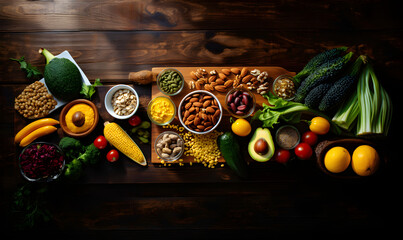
xmin=273 ymin=75 xmax=296 ymax=100
xmin=111 ymin=89 xmax=137 ymax=116
xmin=15 ymin=81 xmax=57 ymax=119
xmin=180 ymin=92 xmax=221 ymax=133
xmin=155 ymin=132 xmax=183 ymax=160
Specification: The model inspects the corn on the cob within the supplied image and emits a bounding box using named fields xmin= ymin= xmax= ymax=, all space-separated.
xmin=103 ymin=121 xmax=147 ymax=166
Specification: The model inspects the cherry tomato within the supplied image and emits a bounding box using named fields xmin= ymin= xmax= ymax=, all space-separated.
xmin=309 ymin=117 xmax=330 ymax=135
xmin=301 ymin=131 xmax=318 ymax=146
xmin=274 ymin=148 xmax=291 ymax=164
xmin=128 ymin=115 xmax=142 ymax=127
xmin=294 ymin=143 xmax=313 ymax=160
xmin=94 ymin=135 xmax=107 ymax=149
xmin=107 ymin=149 xmax=119 ymax=162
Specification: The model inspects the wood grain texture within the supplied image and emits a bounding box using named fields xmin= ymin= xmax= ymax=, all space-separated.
xmin=1 ymin=31 xmax=403 ymax=86
xmin=0 ymin=0 xmax=402 ymax=32
xmin=1 ymin=0 xmax=402 ymax=237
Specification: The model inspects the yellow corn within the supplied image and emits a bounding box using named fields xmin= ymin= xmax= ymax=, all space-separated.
xmin=104 ymin=121 xmax=147 ymax=166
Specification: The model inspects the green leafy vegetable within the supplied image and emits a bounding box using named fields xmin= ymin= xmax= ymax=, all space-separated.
xmin=80 ymin=78 xmax=103 ymax=100
xmin=253 ymin=92 xmax=341 ymax=135
xmin=10 ymin=56 xmax=43 ymax=80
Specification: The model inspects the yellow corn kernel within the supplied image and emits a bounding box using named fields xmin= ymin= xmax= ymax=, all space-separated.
xmin=104 ymin=122 xmax=146 ymax=166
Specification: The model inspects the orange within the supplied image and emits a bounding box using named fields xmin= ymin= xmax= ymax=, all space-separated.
xmin=324 ymin=146 xmax=351 ymax=173
xmin=352 ymin=145 xmax=380 ymax=176
xmin=231 ymin=118 xmax=251 ymax=137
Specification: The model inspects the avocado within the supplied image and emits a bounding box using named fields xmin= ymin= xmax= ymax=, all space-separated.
xmin=248 ymin=127 xmax=275 ymax=162
xmin=40 ymin=48 xmax=82 ymax=101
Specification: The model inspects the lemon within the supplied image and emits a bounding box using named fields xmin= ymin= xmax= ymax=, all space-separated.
xmin=231 ymin=118 xmax=251 ymax=137
xmin=352 ymin=145 xmax=379 ymax=176
xmin=324 ymin=146 xmax=351 ymax=173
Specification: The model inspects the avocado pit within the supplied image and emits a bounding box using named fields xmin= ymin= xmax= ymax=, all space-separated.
xmin=254 ymin=138 xmax=269 ymax=155
xmin=72 ymin=111 xmax=85 ymax=127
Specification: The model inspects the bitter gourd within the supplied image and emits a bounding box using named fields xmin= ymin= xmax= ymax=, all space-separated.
xmin=294 ymin=52 xmax=353 ymax=103
xmin=304 ymin=83 xmax=332 ymax=109
xmin=293 ymin=47 xmax=348 ymax=84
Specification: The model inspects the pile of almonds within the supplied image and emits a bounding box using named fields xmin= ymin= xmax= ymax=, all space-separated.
xmin=180 ymin=92 xmax=221 ymax=133
xmin=189 ymin=67 xmax=272 ymax=95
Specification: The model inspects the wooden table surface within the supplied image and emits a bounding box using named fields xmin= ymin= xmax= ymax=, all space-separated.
xmin=1 ymin=0 xmax=402 ymax=238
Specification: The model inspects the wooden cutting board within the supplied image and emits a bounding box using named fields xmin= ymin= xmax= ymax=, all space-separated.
xmin=151 ymin=66 xmax=295 ymax=165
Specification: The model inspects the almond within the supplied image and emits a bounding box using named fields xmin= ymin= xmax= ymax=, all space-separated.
xmin=204 ymin=84 xmax=214 ymax=92
xmin=187 ymin=115 xmax=195 ymax=121
xmin=184 ymin=110 xmax=190 ymax=118
xmin=242 ymin=74 xmax=253 ymax=83
xmin=221 ymin=69 xmax=231 ymax=75
xmin=214 ymin=85 xmax=227 ymax=93
xmin=197 ymin=125 xmax=205 ymax=130
xmin=240 ymin=67 xmax=249 ymax=77
xmin=218 ymin=73 xmax=227 ymax=80
xmin=193 ymin=102 xmax=202 ymax=107
xmin=215 ymin=78 xmax=225 ymax=85
xmin=203 ymin=100 xmax=212 ymax=108
xmin=206 ymin=107 xmax=215 ymax=113
xmin=194 ymin=116 xmax=201 ymax=126
xmin=231 ymin=68 xmax=240 ymax=74
xmin=213 ymin=109 xmax=221 ymax=119
xmin=224 ymin=79 xmax=234 ymax=88
xmin=208 ymin=75 xmax=216 ymax=83
xmin=189 ymin=97 xmax=199 ymax=103
xmin=185 ymin=102 xmax=192 ymax=109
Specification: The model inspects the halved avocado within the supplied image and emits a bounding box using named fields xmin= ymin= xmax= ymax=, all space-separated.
xmin=248 ymin=127 xmax=275 ymax=162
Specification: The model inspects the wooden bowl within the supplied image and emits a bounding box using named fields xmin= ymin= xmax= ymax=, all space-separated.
xmin=315 ymin=138 xmax=386 ymax=179
xmin=59 ymin=99 xmax=99 ymax=137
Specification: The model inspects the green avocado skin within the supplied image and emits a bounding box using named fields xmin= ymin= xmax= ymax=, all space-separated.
xmin=44 ymin=58 xmax=82 ymax=101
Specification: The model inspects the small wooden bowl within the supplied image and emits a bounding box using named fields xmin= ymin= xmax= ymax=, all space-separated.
xmin=59 ymin=99 xmax=99 ymax=137
xmin=315 ymin=138 xmax=386 ymax=179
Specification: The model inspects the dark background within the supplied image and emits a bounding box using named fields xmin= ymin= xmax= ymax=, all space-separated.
xmin=1 ymin=0 xmax=402 ymax=238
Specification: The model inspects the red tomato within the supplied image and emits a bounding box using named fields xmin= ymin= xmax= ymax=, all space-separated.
xmin=294 ymin=143 xmax=313 ymax=160
xmin=301 ymin=131 xmax=318 ymax=146
xmin=107 ymin=149 xmax=119 ymax=162
xmin=128 ymin=115 xmax=142 ymax=127
xmin=274 ymin=148 xmax=291 ymax=164
xmin=94 ymin=136 xmax=107 ymax=149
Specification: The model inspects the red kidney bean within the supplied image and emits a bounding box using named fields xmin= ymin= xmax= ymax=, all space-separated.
xmin=227 ymin=90 xmax=253 ymax=116
xmin=237 ymin=105 xmax=247 ymax=111
xmin=230 ymin=102 xmax=236 ymax=112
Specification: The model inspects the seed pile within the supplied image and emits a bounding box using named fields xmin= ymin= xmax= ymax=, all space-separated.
xmin=14 ymin=81 xmax=57 ymax=119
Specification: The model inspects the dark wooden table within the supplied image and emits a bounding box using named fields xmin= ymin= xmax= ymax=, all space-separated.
xmin=1 ymin=0 xmax=402 ymax=238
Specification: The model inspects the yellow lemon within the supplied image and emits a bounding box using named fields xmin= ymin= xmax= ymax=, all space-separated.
xmin=231 ymin=118 xmax=251 ymax=137
xmin=324 ymin=146 xmax=351 ymax=173
xmin=352 ymin=145 xmax=380 ymax=176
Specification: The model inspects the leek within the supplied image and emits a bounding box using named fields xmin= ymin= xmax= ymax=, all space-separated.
xmin=332 ymin=55 xmax=392 ymax=136
xmin=332 ymin=93 xmax=359 ymax=131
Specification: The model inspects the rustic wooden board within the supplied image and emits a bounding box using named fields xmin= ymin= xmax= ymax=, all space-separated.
xmin=151 ymin=66 xmax=295 ymax=164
